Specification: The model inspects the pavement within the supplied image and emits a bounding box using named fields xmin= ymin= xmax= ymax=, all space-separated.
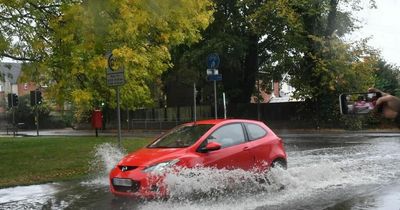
xmin=1 ymin=127 xmax=399 ymax=138
xmin=0 ymin=128 xmax=163 ymax=138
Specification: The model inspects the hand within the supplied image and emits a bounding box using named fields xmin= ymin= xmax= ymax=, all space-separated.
xmin=375 ymin=95 xmax=400 ymax=119
xmin=369 ymin=88 xmax=400 ymax=119
xmin=368 ymin=88 xmax=388 ymax=97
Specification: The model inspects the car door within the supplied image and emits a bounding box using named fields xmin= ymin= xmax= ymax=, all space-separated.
xmin=197 ymin=123 xmax=254 ymax=170
xmin=243 ymin=122 xmax=274 ymax=171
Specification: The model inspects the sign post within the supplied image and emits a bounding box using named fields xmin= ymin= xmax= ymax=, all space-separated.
xmin=206 ymin=53 xmax=221 ymax=119
xmin=193 ymin=83 xmax=197 ymax=122
xmin=223 ymin=92 xmax=227 ymax=119
xmin=106 ymin=52 xmax=125 ymax=147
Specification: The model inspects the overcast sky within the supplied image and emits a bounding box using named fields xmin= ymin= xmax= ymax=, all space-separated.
xmin=350 ymin=0 xmax=400 ymax=66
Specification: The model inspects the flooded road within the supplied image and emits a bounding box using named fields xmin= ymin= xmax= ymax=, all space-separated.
xmin=1 ymin=134 xmax=400 ymax=210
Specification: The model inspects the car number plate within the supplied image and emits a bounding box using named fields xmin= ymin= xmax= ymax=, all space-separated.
xmin=113 ymin=178 xmax=132 ymax=187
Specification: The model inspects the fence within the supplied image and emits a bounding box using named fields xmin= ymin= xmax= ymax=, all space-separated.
xmin=122 ymin=102 xmax=307 ymax=130
xmin=0 ymin=102 xmax=310 ymax=131
xmin=103 ymin=105 xmax=213 ymax=130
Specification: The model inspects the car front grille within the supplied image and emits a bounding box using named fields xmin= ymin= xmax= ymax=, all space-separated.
xmin=113 ymin=180 xmax=140 ymax=193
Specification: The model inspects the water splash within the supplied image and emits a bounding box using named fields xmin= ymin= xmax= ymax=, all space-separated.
xmin=139 ymin=141 xmax=400 ymax=210
xmin=85 ymin=143 xmax=126 ymax=186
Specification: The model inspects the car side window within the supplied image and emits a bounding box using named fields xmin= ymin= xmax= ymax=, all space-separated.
xmin=245 ymin=123 xmax=267 ymax=140
xmin=208 ymin=123 xmax=245 ymax=148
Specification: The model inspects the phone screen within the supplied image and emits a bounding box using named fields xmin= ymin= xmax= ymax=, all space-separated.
xmin=339 ymin=92 xmax=381 ymax=115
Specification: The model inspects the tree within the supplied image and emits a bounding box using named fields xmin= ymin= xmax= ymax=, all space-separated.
xmin=165 ymin=0 xmax=376 ymax=108
xmin=280 ymin=0 xmax=378 ymax=125
xmin=1 ymin=0 xmax=214 ymax=121
xmin=164 ymin=0 xmax=304 ymax=104
xmin=374 ymin=60 xmax=400 ymax=96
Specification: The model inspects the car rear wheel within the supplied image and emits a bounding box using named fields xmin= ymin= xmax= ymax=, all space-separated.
xmin=271 ymin=159 xmax=287 ymax=170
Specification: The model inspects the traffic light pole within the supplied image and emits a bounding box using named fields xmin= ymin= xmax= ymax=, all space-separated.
xmin=10 ymin=94 xmax=16 ymax=137
xmin=12 ymin=107 xmax=15 ymax=137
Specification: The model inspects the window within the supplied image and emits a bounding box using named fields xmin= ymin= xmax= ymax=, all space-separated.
xmin=208 ymin=123 xmax=245 ymax=148
xmin=148 ymin=124 xmax=213 ymax=148
xmin=245 ymin=123 xmax=267 ymax=140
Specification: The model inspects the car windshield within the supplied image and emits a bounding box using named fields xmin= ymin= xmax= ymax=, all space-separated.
xmin=148 ymin=124 xmax=213 ymax=148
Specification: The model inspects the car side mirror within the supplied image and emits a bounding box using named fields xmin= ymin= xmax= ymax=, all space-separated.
xmin=201 ymin=141 xmax=221 ymax=152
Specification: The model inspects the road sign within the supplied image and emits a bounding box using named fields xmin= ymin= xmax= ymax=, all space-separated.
xmin=207 ymin=74 xmax=222 ymax=81
xmin=107 ymin=71 xmax=125 ymax=86
xmin=106 ymin=53 xmax=125 ymax=86
xmin=207 ymin=53 xmax=220 ymax=69
xmin=207 ymin=69 xmax=219 ymax=76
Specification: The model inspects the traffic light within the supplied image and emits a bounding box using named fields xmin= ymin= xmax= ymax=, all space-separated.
xmin=37 ymin=91 xmax=42 ymax=104
xmin=30 ymin=91 xmax=36 ymax=106
xmin=7 ymin=93 xmax=18 ymax=108
xmin=12 ymin=94 xmax=18 ymax=106
xmin=30 ymin=90 xmax=43 ymax=106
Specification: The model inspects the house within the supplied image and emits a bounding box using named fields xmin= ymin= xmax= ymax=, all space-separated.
xmin=0 ymin=62 xmax=38 ymax=113
xmin=250 ymin=79 xmax=303 ymax=103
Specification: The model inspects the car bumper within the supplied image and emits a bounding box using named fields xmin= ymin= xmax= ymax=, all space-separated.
xmin=109 ymin=167 xmax=167 ymax=199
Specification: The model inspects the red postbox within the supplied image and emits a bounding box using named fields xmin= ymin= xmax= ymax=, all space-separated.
xmin=91 ymin=109 xmax=103 ymax=129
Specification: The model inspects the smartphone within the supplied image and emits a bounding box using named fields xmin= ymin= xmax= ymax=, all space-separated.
xmin=339 ymin=92 xmax=381 ymax=114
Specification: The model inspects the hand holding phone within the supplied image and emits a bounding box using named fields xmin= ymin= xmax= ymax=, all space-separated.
xmin=339 ymin=92 xmax=382 ymax=115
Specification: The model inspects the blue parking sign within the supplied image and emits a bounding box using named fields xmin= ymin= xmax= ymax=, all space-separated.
xmin=207 ymin=53 xmax=220 ymax=69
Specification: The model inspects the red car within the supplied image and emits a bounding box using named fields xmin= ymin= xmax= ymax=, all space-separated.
xmin=109 ymin=119 xmax=287 ymax=198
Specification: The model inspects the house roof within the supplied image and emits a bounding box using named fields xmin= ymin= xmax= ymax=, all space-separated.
xmin=0 ymin=63 xmax=22 ymax=84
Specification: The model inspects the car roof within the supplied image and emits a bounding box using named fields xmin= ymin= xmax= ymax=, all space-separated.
xmin=188 ymin=118 xmax=263 ymax=125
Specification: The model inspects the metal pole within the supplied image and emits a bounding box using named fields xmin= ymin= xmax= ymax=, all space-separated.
xmin=35 ymin=91 xmax=39 ymax=136
xmin=117 ymin=87 xmax=122 ymax=147
xmin=193 ymin=83 xmax=197 ymax=122
xmin=257 ymin=79 xmax=260 ymax=120
xmin=12 ymin=107 xmax=15 ymax=137
xmin=214 ymin=80 xmax=217 ymax=119
xmin=127 ymin=109 xmax=130 ymax=131
xmin=223 ymin=92 xmax=226 ymax=119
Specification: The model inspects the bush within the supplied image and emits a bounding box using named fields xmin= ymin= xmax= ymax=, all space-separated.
xmin=340 ymin=116 xmax=362 ymax=130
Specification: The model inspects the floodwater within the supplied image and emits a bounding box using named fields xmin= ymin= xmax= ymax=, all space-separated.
xmin=1 ymin=134 xmax=400 ymax=210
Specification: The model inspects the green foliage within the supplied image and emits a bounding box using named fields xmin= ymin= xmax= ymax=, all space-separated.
xmin=165 ymin=0 xmax=307 ymax=104
xmin=374 ymin=60 xmax=400 ymax=96
xmin=165 ymin=0 xmax=377 ymax=108
xmin=1 ymin=0 xmax=214 ymax=121
xmin=341 ymin=115 xmax=363 ymax=130
xmin=282 ymin=0 xmax=378 ymax=125
xmin=2 ymin=0 xmax=385 ymax=127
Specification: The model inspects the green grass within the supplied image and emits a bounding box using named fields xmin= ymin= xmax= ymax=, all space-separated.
xmin=0 ymin=136 xmax=151 ymax=188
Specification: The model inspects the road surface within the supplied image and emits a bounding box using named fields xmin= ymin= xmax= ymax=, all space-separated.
xmin=0 ymin=133 xmax=399 ymax=210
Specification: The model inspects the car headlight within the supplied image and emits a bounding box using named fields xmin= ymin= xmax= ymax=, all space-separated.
xmin=143 ymin=159 xmax=180 ymax=173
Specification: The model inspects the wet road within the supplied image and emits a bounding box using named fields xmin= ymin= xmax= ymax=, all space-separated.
xmin=1 ymin=133 xmax=400 ymax=210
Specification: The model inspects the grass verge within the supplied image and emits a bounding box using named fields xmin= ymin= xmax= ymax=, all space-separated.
xmin=0 ymin=136 xmax=151 ymax=188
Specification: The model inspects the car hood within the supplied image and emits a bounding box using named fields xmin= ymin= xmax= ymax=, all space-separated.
xmin=118 ymin=147 xmax=187 ymax=167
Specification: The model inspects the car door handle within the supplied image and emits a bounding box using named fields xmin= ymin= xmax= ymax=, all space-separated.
xmin=243 ymin=146 xmax=250 ymax=151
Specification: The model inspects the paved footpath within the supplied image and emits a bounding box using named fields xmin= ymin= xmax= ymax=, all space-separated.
xmin=0 ymin=128 xmax=162 ymax=138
